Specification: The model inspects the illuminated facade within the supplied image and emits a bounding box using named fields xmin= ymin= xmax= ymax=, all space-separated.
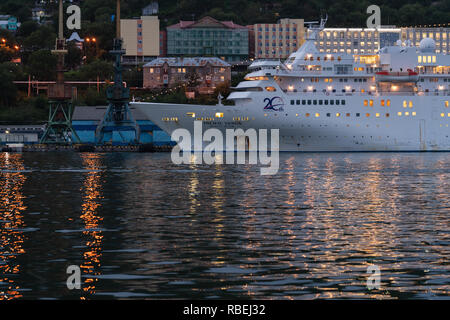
xmin=402 ymin=28 xmax=450 ymax=54
xmin=254 ymin=18 xmax=305 ymax=59
xmin=120 ymin=15 xmax=160 ymax=65
xmin=315 ymin=27 xmax=400 ymax=55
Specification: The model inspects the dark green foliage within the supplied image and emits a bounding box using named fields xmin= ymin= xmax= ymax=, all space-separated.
xmin=26 ymin=49 xmax=57 ymax=80
xmin=0 ymin=62 xmax=18 ymax=108
xmin=83 ymin=87 xmax=107 ymax=106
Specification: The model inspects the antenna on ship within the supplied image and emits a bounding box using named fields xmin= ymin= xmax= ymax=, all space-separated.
xmin=305 ymin=14 xmax=327 ymax=40
xmin=95 ymin=0 xmax=140 ymax=145
xmin=40 ymin=0 xmax=81 ymax=144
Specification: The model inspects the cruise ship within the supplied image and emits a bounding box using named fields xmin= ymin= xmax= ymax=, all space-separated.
xmin=134 ymin=18 xmax=450 ymax=151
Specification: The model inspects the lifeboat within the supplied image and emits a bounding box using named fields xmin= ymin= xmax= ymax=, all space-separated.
xmin=376 ymin=69 xmax=419 ymax=82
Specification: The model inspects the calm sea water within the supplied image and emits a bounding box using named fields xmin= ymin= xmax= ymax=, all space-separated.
xmin=0 ymin=151 xmax=449 ymax=300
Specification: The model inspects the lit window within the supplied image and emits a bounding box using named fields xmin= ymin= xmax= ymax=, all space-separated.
xmin=409 ymin=101 xmax=413 ymax=108
xmin=403 ymin=101 xmax=407 ymax=108
xmin=398 ymin=112 xmax=402 ymax=116
xmin=265 ymin=86 xmax=276 ymax=92
xmin=150 ymin=68 xmax=154 ymax=73
xmin=445 ymin=101 xmax=449 ymax=108
xmin=405 ymin=112 xmax=410 ymax=116
xmin=418 ymin=56 xmax=422 ymax=63
xmin=215 ymin=112 xmax=224 ymax=118
xmin=186 ymin=112 xmax=195 ymax=118
xmin=366 ymin=113 xmax=370 ymax=117
xmin=364 ymin=100 xmax=368 ymax=106
xmin=381 ymin=100 xmax=385 ymax=106
xmin=412 ymin=112 xmax=417 ymax=116
xmin=432 ymin=56 xmax=436 ymax=63
xmin=306 ymin=113 xmax=310 ymax=117
xmin=387 ymin=100 xmax=391 ymax=107
xmin=315 ymin=113 xmax=320 ymax=117
xmin=369 ymin=100 xmax=373 ymax=107
xmin=376 ymin=113 xmax=380 ymax=117
xmin=441 ymin=113 xmax=445 ymax=117
xmin=336 ymin=113 xmax=340 ymax=117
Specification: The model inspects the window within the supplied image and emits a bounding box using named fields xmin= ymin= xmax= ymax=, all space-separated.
xmin=266 ymin=86 xmax=276 ymax=92
xmin=302 ymin=100 xmax=306 ymax=105
xmin=215 ymin=112 xmax=224 ymax=118
xmin=291 ymin=100 xmax=294 ymax=105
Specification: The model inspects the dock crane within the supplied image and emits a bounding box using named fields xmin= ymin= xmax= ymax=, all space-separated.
xmin=95 ymin=0 xmax=140 ymax=144
xmin=40 ymin=0 xmax=81 ymax=144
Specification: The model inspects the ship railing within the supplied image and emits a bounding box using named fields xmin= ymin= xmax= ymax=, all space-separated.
xmin=280 ymin=90 xmax=449 ymax=97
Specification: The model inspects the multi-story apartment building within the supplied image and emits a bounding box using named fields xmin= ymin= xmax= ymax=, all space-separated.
xmin=121 ymin=15 xmax=160 ymax=65
xmin=143 ymin=57 xmax=231 ymax=94
xmin=166 ymin=16 xmax=249 ymax=63
xmin=401 ymin=27 xmax=450 ymax=54
xmin=253 ymin=18 xmax=305 ymax=59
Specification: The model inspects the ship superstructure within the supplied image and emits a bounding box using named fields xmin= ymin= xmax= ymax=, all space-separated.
xmin=134 ymin=18 xmax=450 ymax=151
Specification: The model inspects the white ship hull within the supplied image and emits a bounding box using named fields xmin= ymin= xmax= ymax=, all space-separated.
xmin=133 ymin=93 xmax=450 ymax=152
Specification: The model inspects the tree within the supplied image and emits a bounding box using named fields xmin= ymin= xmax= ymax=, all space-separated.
xmin=0 ymin=47 xmax=14 ymax=63
xmin=0 ymin=62 xmax=18 ymax=109
xmin=17 ymin=20 xmax=39 ymax=39
xmin=66 ymin=42 xmax=83 ymax=70
xmin=23 ymin=25 xmax=56 ymax=51
xmin=26 ymin=50 xmax=57 ymax=80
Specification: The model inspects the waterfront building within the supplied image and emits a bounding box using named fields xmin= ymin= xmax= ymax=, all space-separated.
xmin=0 ymin=125 xmax=45 ymax=144
xmin=0 ymin=15 xmax=20 ymax=32
xmin=120 ymin=15 xmax=160 ymax=65
xmin=166 ymin=16 xmax=249 ymax=63
xmin=253 ymin=18 xmax=305 ymax=60
xmin=72 ymin=106 xmax=171 ymax=145
xmin=143 ymin=57 xmax=231 ymax=94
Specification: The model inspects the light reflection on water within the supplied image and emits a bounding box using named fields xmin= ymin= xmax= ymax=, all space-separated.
xmin=0 ymin=152 xmax=448 ymax=299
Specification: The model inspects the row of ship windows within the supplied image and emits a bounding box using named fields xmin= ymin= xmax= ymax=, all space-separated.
xmin=290 ymin=99 xmax=449 ymax=108
xmin=265 ymin=112 xmax=418 ymax=117
xmin=290 ymin=99 xmax=346 ymax=106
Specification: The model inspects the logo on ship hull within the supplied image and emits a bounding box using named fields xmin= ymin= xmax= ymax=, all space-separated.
xmin=263 ymin=97 xmax=284 ymax=112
